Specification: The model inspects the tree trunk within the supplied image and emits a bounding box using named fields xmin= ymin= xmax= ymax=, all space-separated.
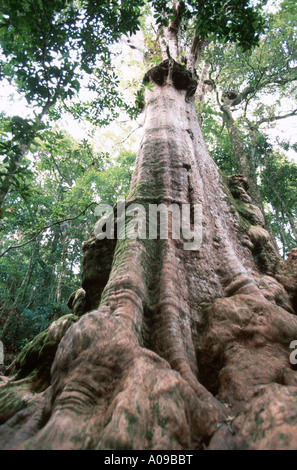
xmin=55 ymin=230 xmax=69 ymax=304
xmin=220 ymin=103 xmax=264 ymax=210
xmin=1 ymin=242 xmax=38 ymax=341
xmin=1 ymin=61 xmax=297 ymax=450
xmin=159 ymin=1 xmax=184 ymax=61
xmin=0 ymin=144 xmax=28 ymax=210
xmin=13 ymin=241 xmax=39 ymax=308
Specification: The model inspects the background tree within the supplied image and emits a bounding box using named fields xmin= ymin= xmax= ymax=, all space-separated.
xmin=0 ymin=130 xmax=135 ymax=357
xmin=0 ymin=0 xmax=143 ymax=209
xmin=196 ymin=0 xmax=297 ymax=250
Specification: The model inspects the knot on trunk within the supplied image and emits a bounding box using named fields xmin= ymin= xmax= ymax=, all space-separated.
xmin=276 ymin=248 xmax=297 ymax=313
xmin=227 ymin=174 xmax=280 ymax=275
xmin=143 ymin=60 xmax=198 ymax=101
xmin=227 ymin=174 xmax=252 ymax=203
xmin=67 ymin=288 xmax=87 ymax=317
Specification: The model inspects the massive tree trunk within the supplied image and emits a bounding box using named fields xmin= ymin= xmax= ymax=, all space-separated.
xmin=0 ymin=60 xmax=297 ymax=451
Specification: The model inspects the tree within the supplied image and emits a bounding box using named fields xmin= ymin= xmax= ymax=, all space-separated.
xmin=197 ymin=0 xmax=297 ymax=228
xmin=0 ymin=130 xmax=135 ymax=354
xmin=0 ymin=0 xmax=297 ymax=451
xmin=0 ymin=0 xmax=143 ymax=210
xmin=260 ymin=144 xmax=297 ymax=255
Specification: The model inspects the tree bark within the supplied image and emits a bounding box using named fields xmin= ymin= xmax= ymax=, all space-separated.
xmin=55 ymin=230 xmax=69 ymax=304
xmin=220 ymin=103 xmax=264 ymax=211
xmin=186 ymin=35 xmax=209 ymax=72
xmin=0 ymin=61 xmax=297 ymax=450
xmin=159 ymin=1 xmax=185 ymax=61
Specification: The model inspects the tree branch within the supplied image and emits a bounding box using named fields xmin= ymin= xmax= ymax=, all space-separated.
xmin=229 ymin=71 xmax=297 ymax=109
xmin=0 ymin=202 xmax=97 ymax=258
xmin=111 ymin=125 xmax=142 ymax=150
xmin=187 ymin=35 xmax=210 ymax=72
xmin=256 ymin=109 xmax=297 ymax=127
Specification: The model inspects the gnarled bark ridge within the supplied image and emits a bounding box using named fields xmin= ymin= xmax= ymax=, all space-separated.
xmin=0 ymin=61 xmax=297 ymax=450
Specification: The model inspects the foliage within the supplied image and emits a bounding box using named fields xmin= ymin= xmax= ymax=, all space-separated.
xmin=0 ymin=0 xmax=144 ymax=208
xmin=0 ymin=131 xmax=135 ymax=352
xmin=196 ymin=0 xmax=297 ymax=252
xmin=199 ymin=102 xmax=238 ymax=174
xmin=259 ymin=139 xmax=297 ymax=255
xmin=149 ymin=0 xmax=265 ymax=49
xmin=202 ymin=0 xmax=297 ymax=119
xmin=0 ymin=0 xmax=143 ymax=108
